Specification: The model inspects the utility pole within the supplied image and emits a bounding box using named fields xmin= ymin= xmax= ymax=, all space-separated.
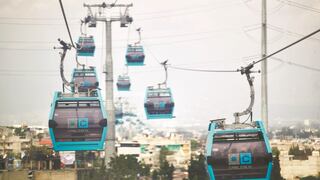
xmin=83 ymin=2 xmax=133 ymax=166
xmin=261 ymin=0 xmax=268 ymax=130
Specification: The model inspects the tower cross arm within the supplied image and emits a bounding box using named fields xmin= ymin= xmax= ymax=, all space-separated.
xmin=83 ymin=3 xmax=132 ymax=8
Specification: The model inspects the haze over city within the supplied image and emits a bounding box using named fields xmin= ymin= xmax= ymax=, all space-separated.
xmin=0 ymin=0 xmax=319 ymax=129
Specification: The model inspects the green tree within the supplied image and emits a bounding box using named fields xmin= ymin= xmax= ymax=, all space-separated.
xmin=188 ymin=153 xmax=208 ymax=180
xmin=26 ymin=146 xmax=52 ymax=161
xmin=159 ymin=160 xmax=174 ymax=180
xmin=37 ymin=133 xmax=44 ymax=142
xmin=14 ymin=127 xmax=26 ymax=137
xmin=6 ymin=151 xmax=15 ymax=159
xmin=190 ymin=139 xmax=200 ymax=151
xmin=139 ymin=162 xmax=151 ymax=177
xmin=107 ymin=155 xmax=151 ymax=180
xmin=288 ymin=145 xmax=311 ymax=160
xmin=159 ymin=146 xmax=174 ymax=163
xmin=153 ymin=147 xmax=175 ymax=180
xmin=152 ymin=170 xmax=159 ymax=180
xmin=300 ymin=176 xmax=320 ymax=180
xmin=271 ymin=147 xmax=284 ymax=180
xmin=90 ymin=164 xmax=107 ymax=180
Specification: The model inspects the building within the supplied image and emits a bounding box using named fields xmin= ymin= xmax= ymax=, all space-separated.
xmin=0 ymin=136 xmax=31 ymax=155
xmin=0 ymin=125 xmax=50 ymax=155
xmin=116 ymin=141 xmax=140 ymax=157
xmin=116 ymin=133 xmax=191 ymax=170
xmin=271 ymin=139 xmax=320 ymax=179
xmin=280 ymin=150 xmax=320 ymax=179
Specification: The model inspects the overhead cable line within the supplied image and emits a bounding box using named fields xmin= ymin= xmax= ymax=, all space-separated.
xmin=0 ymin=47 xmax=53 ymax=51
xmin=0 ymin=22 xmax=78 ymax=26
xmin=251 ymin=27 xmax=320 ymax=66
xmin=0 ymin=40 xmax=57 ymax=44
xmin=1 ymin=57 xmax=319 ymax=77
xmin=169 ymin=66 xmax=239 ymax=73
xmin=242 ymin=24 xmax=320 ymax=45
xmin=0 ymin=1 xmax=241 ymax=25
xmin=143 ymin=44 xmax=161 ymax=64
xmin=0 ymin=3 xmax=216 ymax=20
xmin=137 ymin=33 xmax=239 ymax=73
xmin=134 ymin=0 xmax=239 ymax=16
xmin=271 ymin=57 xmax=320 ymax=72
xmin=0 ymin=26 xmax=243 ymax=44
xmin=168 ymin=27 xmax=320 ymax=73
xmin=278 ymin=0 xmax=320 ymax=14
xmin=0 ymin=16 xmax=78 ymax=20
xmin=2 ymin=26 xmax=320 ymax=74
xmin=136 ymin=1 xmax=242 ymax=21
xmin=2 ymin=27 xmax=320 ymax=54
xmin=242 ymin=0 xmax=285 ymax=15
xmin=58 ymin=0 xmax=76 ymax=48
xmin=268 ymin=24 xmax=320 ymax=43
xmin=0 ymin=0 xmax=238 ymax=20
xmin=2 ymin=0 xmax=318 ymax=24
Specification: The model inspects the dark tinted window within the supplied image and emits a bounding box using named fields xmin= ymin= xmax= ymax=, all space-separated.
xmin=120 ymin=143 xmax=140 ymax=147
xmin=53 ymin=101 xmax=104 ymax=142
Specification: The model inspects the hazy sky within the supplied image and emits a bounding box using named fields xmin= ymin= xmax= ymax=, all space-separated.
xmin=0 ymin=0 xmax=319 ymax=128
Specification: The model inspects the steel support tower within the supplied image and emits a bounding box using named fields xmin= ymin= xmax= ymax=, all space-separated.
xmin=83 ymin=2 xmax=133 ymax=166
xmin=261 ymin=0 xmax=268 ymax=130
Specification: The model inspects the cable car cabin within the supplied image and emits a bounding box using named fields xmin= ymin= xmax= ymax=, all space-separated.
xmin=71 ymin=68 xmax=99 ymax=93
xmin=144 ymin=87 xmax=174 ymax=119
xmin=115 ymin=119 xmax=124 ymax=125
xmin=48 ymin=91 xmax=107 ymax=151
xmin=115 ymin=106 xmax=123 ymax=120
xmin=125 ymin=45 xmax=145 ymax=66
xmin=76 ymin=36 xmax=95 ymax=57
xmin=205 ymin=121 xmax=272 ymax=180
xmin=116 ymin=75 xmax=131 ymax=91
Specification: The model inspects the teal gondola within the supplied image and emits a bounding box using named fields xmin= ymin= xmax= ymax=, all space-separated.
xmin=116 ymin=74 xmax=131 ymax=91
xmin=144 ymin=86 xmax=174 ymax=119
xmin=205 ymin=120 xmax=272 ymax=180
xmin=71 ymin=67 xmax=99 ymax=93
xmin=125 ymin=45 xmax=145 ymax=66
xmin=76 ymin=36 xmax=95 ymax=57
xmin=48 ymin=91 xmax=107 ymax=151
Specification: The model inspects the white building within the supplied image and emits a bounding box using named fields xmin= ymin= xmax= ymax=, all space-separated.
xmin=116 ymin=141 xmax=141 ymax=157
xmin=116 ymin=133 xmax=191 ymax=169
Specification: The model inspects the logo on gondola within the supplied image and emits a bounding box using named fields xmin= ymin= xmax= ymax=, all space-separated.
xmin=228 ymin=154 xmax=240 ymax=165
xmin=78 ymin=118 xmax=89 ymax=128
xmin=240 ymin=153 xmax=252 ymax=165
xmin=159 ymin=102 xmax=166 ymax=109
xmin=228 ymin=153 xmax=252 ymax=165
xmin=68 ymin=119 xmax=77 ymax=128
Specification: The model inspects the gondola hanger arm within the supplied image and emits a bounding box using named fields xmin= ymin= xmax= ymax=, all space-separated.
xmin=159 ymin=60 xmax=169 ymax=87
xmin=234 ymin=62 xmax=260 ymax=124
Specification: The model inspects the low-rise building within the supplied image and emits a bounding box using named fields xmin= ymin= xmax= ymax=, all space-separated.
xmin=280 ymin=150 xmax=320 ymax=179
xmin=0 ymin=135 xmax=32 ymax=155
xmin=116 ymin=141 xmax=140 ymax=157
xmin=116 ymin=133 xmax=191 ymax=170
